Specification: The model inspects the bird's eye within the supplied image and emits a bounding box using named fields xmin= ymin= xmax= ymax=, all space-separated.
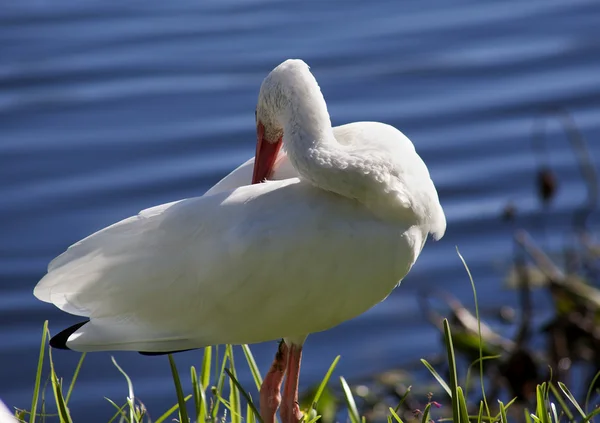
xmin=254 ymin=109 xmax=257 ymax=122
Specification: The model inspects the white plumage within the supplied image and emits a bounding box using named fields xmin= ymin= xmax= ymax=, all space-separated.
xmin=0 ymin=398 xmax=17 ymax=423
xmin=34 ymin=58 xmax=444 ymax=362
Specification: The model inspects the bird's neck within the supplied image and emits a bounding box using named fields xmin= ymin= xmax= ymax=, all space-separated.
xmin=276 ymin=73 xmax=389 ymax=217
xmin=276 ymin=73 xmax=416 ymax=223
xmin=279 ymin=87 xmax=356 ymax=201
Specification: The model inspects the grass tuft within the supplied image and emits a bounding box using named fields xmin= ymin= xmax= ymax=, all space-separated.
xmin=17 ymin=251 xmax=600 ymax=423
xmin=340 ymin=376 xmax=360 ymax=423
xmin=18 ymin=322 xmax=600 ymax=423
xmin=167 ymin=354 xmax=189 ymax=423
xmin=29 ymin=320 xmax=48 ymax=423
xmin=457 ymin=247 xmax=492 ymax=422
xmin=310 ymin=355 xmax=340 ymax=413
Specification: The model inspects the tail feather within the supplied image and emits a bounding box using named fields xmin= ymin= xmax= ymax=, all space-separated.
xmin=50 ymin=320 xmax=90 ymax=350
xmin=49 ymin=319 xmax=202 ymax=354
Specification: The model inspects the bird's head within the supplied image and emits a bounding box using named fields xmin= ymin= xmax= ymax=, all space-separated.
xmin=252 ymin=59 xmax=312 ymax=184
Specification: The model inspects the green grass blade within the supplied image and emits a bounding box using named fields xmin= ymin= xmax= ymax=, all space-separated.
xmin=535 ymin=383 xmax=550 ymax=423
xmin=214 ymin=345 xmax=220 ymax=388
xmin=524 ymin=408 xmax=533 ymax=423
xmin=211 ymin=347 xmax=230 ymax=421
xmin=213 ymin=389 xmax=245 ymax=422
xmin=40 ymin=378 xmax=49 ymax=422
xmin=310 ymin=355 xmax=341 ymax=411
xmin=198 ymin=378 xmax=208 ymax=421
xmin=443 ymin=319 xmax=460 ymax=423
xmin=226 ymin=346 xmax=242 ymax=423
xmin=548 ymin=382 xmax=574 ymax=421
xmin=105 ymin=398 xmax=129 ymax=423
xmin=247 ymin=402 xmax=256 ymax=423
xmin=550 ymin=402 xmax=559 ymax=423
xmin=465 ymin=355 xmax=501 ymax=396
xmin=585 ymin=370 xmax=600 ymax=414
xmin=224 ymin=368 xmax=263 ymax=423
xmin=154 ymin=394 xmax=193 ymax=423
xmin=201 ymin=346 xmax=213 ymax=393
xmin=583 ymin=406 xmax=600 ymax=422
xmin=29 ymin=321 xmax=48 ymax=423
xmin=420 ymin=403 xmax=431 ymax=423
xmin=457 ymin=387 xmax=469 ymax=423
xmin=213 ymin=391 xmax=231 ymax=409
xmin=111 ymin=356 xmax=135 ymax=423
xmin=107 ymin=405 xmax=127 ymax=423
xmin=198 ymin=347 xmax=211 ymax=421
xmin=493 ymin=397 xmax=518 ymax=422
xmin=65 ymin=353 xmax=86 ymax=405
xmin=478 ymin=401 xmax=484 ymax=423
xmin=340 ymin=377 xmax=360 ymax=423
xmin=457 ymin=247 xmax=492 ymax=421
xmin=420 ymin=359 xmax=451 ymax=397
xmin=393 ymin=386 xmax=412 ymax=414
xmin=436 ymin=413 xmax=496 ymax=422
xmin=503 ymin=397 xmax=518 ymax=410
xmin=498 ymin=400 xmax=508 ymax=423
xmin=48 ymin=344 xmax=72 ymax=423
xmin=535 ymin=384 xmax=544 ymax=423
xmin=558 ymin=381 xmax=586 ymax=418
xmin=167 ymin=354 xmax=189 ymax=423
xmin=241 ymin=344 xmax=263 ymax=391
xmin=388 ymin=407 xmax=404 ymax=423
xmin=191 ymin=366 xmax=203 ymax=423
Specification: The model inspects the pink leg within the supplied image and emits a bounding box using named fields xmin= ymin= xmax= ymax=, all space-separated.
xmin=281 ymin=344 xmax=303 ymax=423
xmin=260 ymin=341 xmax=288 ymax=423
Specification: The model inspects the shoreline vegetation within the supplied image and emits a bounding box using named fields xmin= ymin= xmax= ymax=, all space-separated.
xmin=8 ymin=244 xmax=600 ymax=423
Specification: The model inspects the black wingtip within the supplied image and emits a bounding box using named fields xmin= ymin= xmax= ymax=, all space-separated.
xmin=138 ymin=348 xmax=196 ymax=356
xmin=49 ymin=320 xmax=90 ymax=350
xmin=50 ymin=321 xmax=197 ymax=355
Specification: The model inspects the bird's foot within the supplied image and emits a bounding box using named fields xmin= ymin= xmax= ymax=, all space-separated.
xmin=260 ymin=341 xmax=288 ymax=423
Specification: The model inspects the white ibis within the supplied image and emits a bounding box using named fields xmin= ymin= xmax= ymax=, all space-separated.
xmin=0 ymin=398 xmax=17 ymax=423
xmin=34 ymin=59 xmax=445 ymax=423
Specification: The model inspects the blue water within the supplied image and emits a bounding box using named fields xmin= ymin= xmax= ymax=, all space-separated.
xmin=2 ymin=0 xmax=600 ymax=420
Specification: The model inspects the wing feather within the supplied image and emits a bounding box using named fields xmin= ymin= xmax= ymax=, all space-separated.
xmin=36 ymin=121 xmax=444 ymax=352
xmin=35 ymin=179 xmax=421 ymax=351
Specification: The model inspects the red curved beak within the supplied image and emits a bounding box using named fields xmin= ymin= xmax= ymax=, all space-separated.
xmin=252 ymin=122 xmax=282 ymax=184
